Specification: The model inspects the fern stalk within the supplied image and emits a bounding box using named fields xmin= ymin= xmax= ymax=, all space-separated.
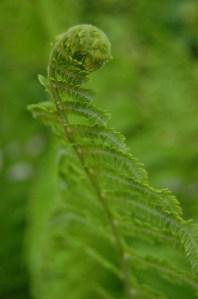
xmin=47 ymin=25 xmax=133 ymax=299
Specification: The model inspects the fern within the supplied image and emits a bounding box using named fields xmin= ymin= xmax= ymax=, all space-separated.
xmin=28 ymin=24 xmax=198 ymax=299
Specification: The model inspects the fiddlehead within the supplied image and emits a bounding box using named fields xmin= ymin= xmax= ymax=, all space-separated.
xmin=28 ymin=24 xmax=198 ymax=299
xmin=48 ymin=24 xmax=111 ymax=102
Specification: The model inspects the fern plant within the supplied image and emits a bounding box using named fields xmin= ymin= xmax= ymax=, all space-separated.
xmin=28 ymin=24 xmax=198 ymax=299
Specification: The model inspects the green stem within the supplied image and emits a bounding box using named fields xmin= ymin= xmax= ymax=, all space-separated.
xmin=47 ymin=27 xmax=133 ymax=297
xmin=48 ymin=79 xmax=133 ymax=299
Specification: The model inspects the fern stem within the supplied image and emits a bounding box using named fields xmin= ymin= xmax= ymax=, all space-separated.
xmin=47 ymin=26 xmax=135 ymax=298
xmin=48 ymin=79 xmax=133 ymax=298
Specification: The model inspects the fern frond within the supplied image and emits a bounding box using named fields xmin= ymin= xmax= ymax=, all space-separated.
xmin=62 ymin=101 xmax=109 ymax=125
xmin=179 ymin=223 xmax=198 ymax=274
xmin=52 ymin=80 xmax=94 ymax=102
xmin=127 ymin=250 xmax=198 ymax=290
xmin=28 ymin=24 xmax=198 ymax=299
xmin=28 ymin=101 xmax=57 ymax=124
xmin=65 ymin=237 xmax=121 ymax=278
xmin=63 ymin=124 xmax=127 ymax=150
xmin=96 ymin=169 xmax=183 ymax=221
xmin=79 ymin=144 xmax=146 ymax=180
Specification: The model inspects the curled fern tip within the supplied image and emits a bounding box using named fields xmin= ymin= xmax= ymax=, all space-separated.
xmin=49 ymin=24 xmax=112 ymax=75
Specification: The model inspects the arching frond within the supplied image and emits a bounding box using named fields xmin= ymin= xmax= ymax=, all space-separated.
xmin=28 ymin=25 xmax=198 ymax=299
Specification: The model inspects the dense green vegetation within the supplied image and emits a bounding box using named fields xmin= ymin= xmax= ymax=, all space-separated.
xmin=0 ymin=1 xmax=198 ymax=299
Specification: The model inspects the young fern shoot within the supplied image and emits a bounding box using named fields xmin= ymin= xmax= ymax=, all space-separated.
xmin=29 ymin=25 xmax=198 ymax=299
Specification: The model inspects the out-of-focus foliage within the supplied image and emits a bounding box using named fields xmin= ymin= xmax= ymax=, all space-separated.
xmin=0 ymin=1 xmax=197 ymax=299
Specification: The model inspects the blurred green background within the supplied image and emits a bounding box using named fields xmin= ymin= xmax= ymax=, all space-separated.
xmin=0 ymin=1 xmax=197 ymax=298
